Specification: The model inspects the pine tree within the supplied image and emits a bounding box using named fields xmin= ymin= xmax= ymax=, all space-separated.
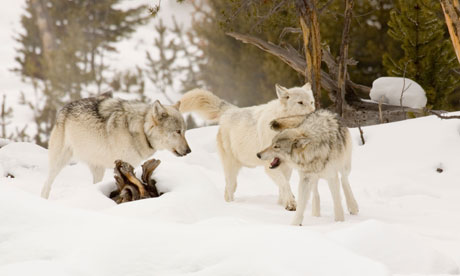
xmin=15 ymin=0 xmax=150 ymax=145
xmin=383 ymin=0 xmax=460 ymax=110
xmin=189 ymin=0 xmax=303 ymax=107
xmin=321 ymin=0 xmax=403 ymax=88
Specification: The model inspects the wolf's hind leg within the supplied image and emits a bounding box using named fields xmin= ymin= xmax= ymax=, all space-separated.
xmin=221 ymin=156 xmax=241 ymax=202
xmin=89 ymin=165 xmax=105 ymax=184
xmin=265 ymin=165 xmax=296 ymax=211
xmin=41 ymin=127 xmax=72 ymax=199
xmin=326 ymin=173 xmax=345 ymax=221
xmin=340 ymin=170 xmax=359 ymax=215
xmin=311 ymin=182 xmax=320 ymax=217
xmin=217 ymin=131 xmax=241 ymax=202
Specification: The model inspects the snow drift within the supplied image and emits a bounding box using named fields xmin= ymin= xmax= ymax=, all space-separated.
xmin=370 ymin=77 xmax=427 ymax=108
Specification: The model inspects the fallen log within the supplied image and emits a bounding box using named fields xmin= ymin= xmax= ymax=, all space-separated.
xmin=110 ymin=159 xmax=162 ymax=204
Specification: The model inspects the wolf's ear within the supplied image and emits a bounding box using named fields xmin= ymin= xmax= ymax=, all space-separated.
xmin=293 ymin=137 xmax=309 ymax=149
xmin=302 ymin=83 xmax=311 ymax=91
xmin=153 ymin=100 xmax=167 ymax=118
xmin=275 ymin=84 xmax=289 ymax=100
xmin=172 ymin=101 xmax=181 ymax=110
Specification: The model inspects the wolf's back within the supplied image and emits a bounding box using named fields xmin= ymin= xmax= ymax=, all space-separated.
xmin=179 ymin=89 xmax=235 ymax=121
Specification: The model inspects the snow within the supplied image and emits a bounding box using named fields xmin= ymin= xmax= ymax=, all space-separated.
xmin=370 ymin=77 xmax=427 ymax=108
xmin=1 ymin=2 xmax=460 ymax=275
xmin=2 ymin=114 xmax=460 ymax=276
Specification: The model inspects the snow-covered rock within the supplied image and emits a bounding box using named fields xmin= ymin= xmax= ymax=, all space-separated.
xmin=370 ymin=77 xmax=427 ymax=108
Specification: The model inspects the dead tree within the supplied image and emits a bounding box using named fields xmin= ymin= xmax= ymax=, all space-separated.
xmin=296 ymin=0 xmax=322 ymax=109
xmin=440 ymin=0 xmax=460 ymax=64
xmin=336 ymin=0 xmax=354 ymax=116
xmin=110 ymin=159 xmax=162 ymax=204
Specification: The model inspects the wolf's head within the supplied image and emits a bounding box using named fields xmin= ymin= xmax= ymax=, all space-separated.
xmin=256 ymin=128 xmax=309 ymax=169
xmin=144 ymin=100 xmax=191 ymax=157
xmin=275 ymin=83 xmax=315 ymax=115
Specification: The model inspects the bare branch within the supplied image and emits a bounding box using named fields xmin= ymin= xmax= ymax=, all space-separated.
xmin=358 ymin=125 xmax=365 ymax=145
xmin=399 ymin=61 xmax=410 ymax=119
xmin=428 ymin=110 xmax=460 ymax=119
xmin=279 ymin=27 xmax=302 ymax=41
xmin=318 ymin=0 xmax=335 ymax=15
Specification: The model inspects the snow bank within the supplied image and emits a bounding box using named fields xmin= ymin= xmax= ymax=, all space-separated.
xmin=0 ymin=185 xmax=389 ymax=276
xmin=370 ymin=77 xmax=427 ymax=108
xmin=329 ymin=220 xmax=459 ymax=275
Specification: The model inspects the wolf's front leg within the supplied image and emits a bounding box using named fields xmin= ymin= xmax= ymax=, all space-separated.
xmin=265 ymin=165 xmax=296 ymax=211
xmin=291 ymin=173 xmax=315 ymax=225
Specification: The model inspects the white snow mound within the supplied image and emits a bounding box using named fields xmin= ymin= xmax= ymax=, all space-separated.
xmin=370 ymin=77 xmax=427 ymax=108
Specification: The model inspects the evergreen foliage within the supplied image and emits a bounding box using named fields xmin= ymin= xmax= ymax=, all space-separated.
xmin=190 ymin=0 xmax=304 ymax=106
xmin=383 ymin=0 xmax=460 ymax=110
xmin=15 ymin=0 xmax=150 ymax=145
xmin=321 ymin=0 xmax=402 ymax=87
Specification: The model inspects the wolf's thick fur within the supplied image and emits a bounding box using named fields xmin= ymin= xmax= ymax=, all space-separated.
xmin=180 ymin=84 xmax=315 ymax=210
xmin=41 ymin=94 xmax=190 ymax=199
xmin=257 ymin=110 xmax=359 ymax=224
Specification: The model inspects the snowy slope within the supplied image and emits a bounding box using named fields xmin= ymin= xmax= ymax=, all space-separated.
xmin=1 ymin=114 xmax=460 ymax=276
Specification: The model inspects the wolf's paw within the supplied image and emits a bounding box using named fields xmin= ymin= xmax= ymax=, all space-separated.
xmin=349 ymin=208 xmax=359 ymax=215
xmin=40 ymin=188 xmax=50 ymax=199
xmin=224 ymin=191 xmax=234 ymax=202
xmin=285 ymin=201 xmax=297 ymax=211
xmin=348 ymin=204 xmax=359 ymax=215
xmin=334 ymin=214 xmax=345 ymax=222
xmin=291 ymin=217 xmax=303 ymax=226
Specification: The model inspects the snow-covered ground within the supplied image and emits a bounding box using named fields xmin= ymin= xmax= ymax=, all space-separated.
xmin=1 ymin=113 xmax=460 ymax=276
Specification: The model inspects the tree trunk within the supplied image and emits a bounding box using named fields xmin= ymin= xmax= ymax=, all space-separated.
xmin=440 ymin=0 xmax=460 ymax=64
xmin=296 ymin=0 xmax=322 ymax=109
xmin=30 ymin=0 xmax=56 ymax=71
xmin=336 ymin=0 xmax=354 ymax=116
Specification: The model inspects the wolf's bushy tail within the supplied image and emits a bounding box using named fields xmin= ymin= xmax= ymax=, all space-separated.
xmin=179 ymin=88 xmax=235 ymax=121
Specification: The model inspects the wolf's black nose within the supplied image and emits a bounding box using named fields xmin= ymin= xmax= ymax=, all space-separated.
xmin=186 ymin=147 xmax=192 ymax=154
xmin=256 ymin=153 xmax=261 ymax=159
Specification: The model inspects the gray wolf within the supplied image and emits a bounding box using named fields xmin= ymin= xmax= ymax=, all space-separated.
xmin=180 ymin=84 xmax=315 ymax=210
xmin=41 ymin=93 xmax=190 ymax=199
xmin=257 ymin=109 xmax=359 ymax=224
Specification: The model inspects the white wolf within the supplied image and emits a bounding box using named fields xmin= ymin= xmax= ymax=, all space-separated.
xmin=257 ymin=109 xmax=359 ymax=224
xmin=180 ymin=84 xmax=315 ymax=210
xmin=41 ymin=93 xmax=191 ymax=199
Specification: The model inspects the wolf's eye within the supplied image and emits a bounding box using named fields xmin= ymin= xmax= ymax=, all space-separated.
xmin=176 ymin=130 xmax=181 ymax=134
xmin=298 ymin=101 xmax=304 ymax=105
xmin=274 ymin=145 xmax=280 ymax=149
